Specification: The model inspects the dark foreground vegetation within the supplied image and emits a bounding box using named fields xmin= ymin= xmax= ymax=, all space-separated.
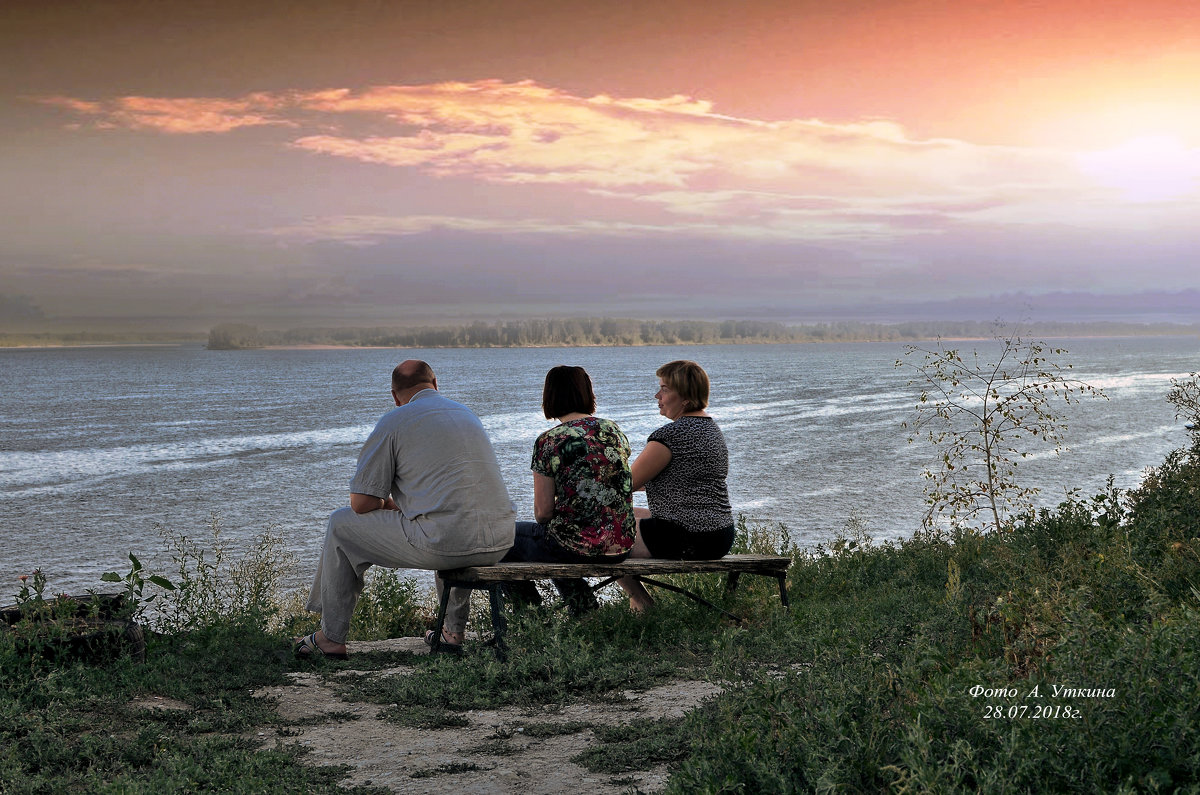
xmin=4 ymin=438 xmax=1200 ymax=792
xmin=205 ymin=318 xmax=1200 ymax=350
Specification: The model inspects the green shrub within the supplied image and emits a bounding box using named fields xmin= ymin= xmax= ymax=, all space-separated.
xmin=647 ymin=458 xmax=1200 ymax=793
xmin=7 ymin=432 xmax=1200 ymax=793
xmin=346 ymin=568 xmax=430 ymax=641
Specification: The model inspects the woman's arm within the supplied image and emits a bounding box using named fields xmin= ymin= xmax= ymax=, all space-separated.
xmin=533 ymin=471 xmax=556 ymax=523
xmin=631 ymin=441 xmax=672 ymax=491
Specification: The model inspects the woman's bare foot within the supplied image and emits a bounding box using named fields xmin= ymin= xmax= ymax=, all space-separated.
xmin=617 ymin=575 xmax=656 ymax=613
xmin=628 ymin=594 xmax=656 ymax=613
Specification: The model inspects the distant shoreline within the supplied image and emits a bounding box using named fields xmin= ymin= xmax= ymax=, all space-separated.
xmin=0 ymin=342 xmax=191 ymax=350
xmin=242 ymin=334 xmax=1198 ymax=350
xmin=4 ymin=319 xmax=1198 ymax=352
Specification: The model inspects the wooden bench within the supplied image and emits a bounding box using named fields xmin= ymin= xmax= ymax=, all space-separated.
xmin=431 ymin=554 xmax=791 ymax=658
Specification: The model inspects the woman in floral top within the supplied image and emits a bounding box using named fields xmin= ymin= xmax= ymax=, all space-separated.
xmin=501 ymin=365 xmax=634 ymax=615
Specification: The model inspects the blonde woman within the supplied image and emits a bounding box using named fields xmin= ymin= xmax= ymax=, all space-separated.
xmin=619 ymin=360 xmax=734 ymax=612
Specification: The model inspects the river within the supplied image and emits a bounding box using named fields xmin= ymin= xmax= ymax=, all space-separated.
xmin=1 ymin=336 xmax=1196 ymax=595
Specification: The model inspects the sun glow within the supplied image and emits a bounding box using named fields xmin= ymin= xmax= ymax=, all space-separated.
xmin=1076 ymin=134 xmax=1200 ymax=201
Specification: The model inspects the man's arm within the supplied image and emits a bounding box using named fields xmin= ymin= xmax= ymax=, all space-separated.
xmin=350 ymin=493 xmax=396 ymax=514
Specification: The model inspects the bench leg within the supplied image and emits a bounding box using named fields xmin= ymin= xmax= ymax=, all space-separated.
xmin=430 ymin=581 xmax=453 ymax=653
xmin=776 ymin=574 xmax=790 ymax=608
xmin=486 ymin=584 xmax=508 ymax=661
xmin=725 ymin=571 xmax=742 ymax=594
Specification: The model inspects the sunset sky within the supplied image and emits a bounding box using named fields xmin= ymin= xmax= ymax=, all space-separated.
xmin=3 ymin=0 xmax=1199 ymax=329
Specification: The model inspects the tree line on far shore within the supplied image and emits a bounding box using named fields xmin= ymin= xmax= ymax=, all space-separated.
xmin=205 ymin=317 xmax=1200 ymax=350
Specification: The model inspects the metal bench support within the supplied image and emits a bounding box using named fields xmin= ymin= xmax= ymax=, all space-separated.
xmin=431 ymin=554 xmax=791 ymax=659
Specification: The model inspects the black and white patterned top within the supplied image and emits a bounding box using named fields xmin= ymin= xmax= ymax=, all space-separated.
xmin=644 ymin=416 xmax=734 ymax=532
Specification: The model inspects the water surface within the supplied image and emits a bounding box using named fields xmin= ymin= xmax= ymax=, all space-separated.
xmin=1 ymin=337 xmax=1195 ymax=594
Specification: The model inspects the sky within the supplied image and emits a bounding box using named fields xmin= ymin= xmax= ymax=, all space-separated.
xmin=3 ymin=0 xmax=1200 ymax=330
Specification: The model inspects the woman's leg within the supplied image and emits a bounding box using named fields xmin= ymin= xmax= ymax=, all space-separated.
xmin=627 ymin=507 xmax=653 ymax=558
xmin=502 ymin=521 xmax=605 ymax=615
xmin=499 ymin=521 xmax=548 ymax=606
xmin=618 ymin=509 xmax=656 ymax=612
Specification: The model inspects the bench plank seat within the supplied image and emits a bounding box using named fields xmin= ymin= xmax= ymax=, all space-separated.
xmin=438 ymin=554 xmax=791 ymax=583
xmin=431 ymin=553 xmax=792 ymax=659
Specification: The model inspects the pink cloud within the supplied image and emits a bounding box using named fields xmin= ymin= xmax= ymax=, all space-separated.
xmin=40 ymin=93 xmax=292 ymax=134
xmin=37 ymin=96 xmax=105 ymax=115
xmin=38 ymin=80 xmax=1200 ymax=238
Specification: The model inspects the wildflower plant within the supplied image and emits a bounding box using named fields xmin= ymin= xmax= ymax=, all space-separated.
xmin=101 ymin=553 xmax=176 ymax=622
xmin=151 ymin=514 xmax=296 ymax=633
xmin=14 ymin=570 xmax=48 ymax=606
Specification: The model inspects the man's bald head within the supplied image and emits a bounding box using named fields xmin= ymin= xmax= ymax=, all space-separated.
xmin=391 ymin=360 xmax=437 ymax=403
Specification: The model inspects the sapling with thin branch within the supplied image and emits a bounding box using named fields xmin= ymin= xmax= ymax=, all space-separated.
xmin=899 ymin=331 xmax=1105 ymax=534
xmin=1167 ymin=371 xmax=1200 ymax=437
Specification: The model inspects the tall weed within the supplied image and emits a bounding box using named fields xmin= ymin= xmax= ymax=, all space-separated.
xmin=151 ymin=514 xmax=297 ymax=634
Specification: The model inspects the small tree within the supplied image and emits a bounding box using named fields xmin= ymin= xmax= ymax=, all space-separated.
xmin=899 ymin=331 xmax=1104 ymax=534
xmin=1167 ymin=372 xmax=1200 ymax=434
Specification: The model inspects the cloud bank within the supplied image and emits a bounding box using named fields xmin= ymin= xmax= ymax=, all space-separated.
xmin=16 ymin=80 xmax=1200 ymax=325
xmin=47 ymin=79 xmax=1199 ymax=233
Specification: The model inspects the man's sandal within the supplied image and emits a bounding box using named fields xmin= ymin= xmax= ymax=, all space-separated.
xmin=293 ymin=632 xmax=349 ymax=661
xmin=424 ymin=628 xmax=464 ymax=655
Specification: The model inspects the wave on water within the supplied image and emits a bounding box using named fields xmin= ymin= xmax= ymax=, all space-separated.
xmin=0 ymin=425 xmax=373 ymax=493
xmin=1081 ymin=425 xmax=1181 ymax=448
xmin=797 ymin=485 xmax=845 ymax=498
xmin=478 ymin=411 xmax=549 ymax=444
xmin=1080 ymin=372 xmax=1193 ymax=391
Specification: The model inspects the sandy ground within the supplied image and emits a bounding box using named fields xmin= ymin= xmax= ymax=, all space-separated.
xmin=235 ymin=637 xmax=722 ymax=794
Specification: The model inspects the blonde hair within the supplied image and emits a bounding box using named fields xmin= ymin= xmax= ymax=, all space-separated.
xmin=656 ymin=360 xmax=709 ymax=411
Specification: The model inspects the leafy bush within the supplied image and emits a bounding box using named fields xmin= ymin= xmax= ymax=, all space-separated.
xmin=6 ymin=413 xmax=1200 ymax=793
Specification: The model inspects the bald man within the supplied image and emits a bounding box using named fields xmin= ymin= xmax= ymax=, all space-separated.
xmin=296 ymin=360 xmax=515 ymax=659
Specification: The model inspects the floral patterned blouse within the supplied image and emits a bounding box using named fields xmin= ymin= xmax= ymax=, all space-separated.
xmin=531 ymin=416 xmax=635 ymax=557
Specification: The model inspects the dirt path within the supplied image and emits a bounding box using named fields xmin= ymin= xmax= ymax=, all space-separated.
xmin=247 ymin=637 xmax=723 ymax=794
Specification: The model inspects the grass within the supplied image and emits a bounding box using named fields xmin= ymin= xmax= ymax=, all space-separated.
xmin=574 ymin=717 xmax=692 ymax=774
xmin=409 ymin=761 xmax=492 ymax=778
xmin=4 ymin=441 xmax=1200 ymax=792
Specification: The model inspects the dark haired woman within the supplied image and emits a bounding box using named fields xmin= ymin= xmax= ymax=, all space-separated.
xmin=618 ymin=360 xmax=735 ymax=612
xmin=498 ymin=365 xmax=635 ymax=617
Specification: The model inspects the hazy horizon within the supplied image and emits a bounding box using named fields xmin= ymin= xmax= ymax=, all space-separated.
xmin=3 ymin=1 xmax=1199 ymax=330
